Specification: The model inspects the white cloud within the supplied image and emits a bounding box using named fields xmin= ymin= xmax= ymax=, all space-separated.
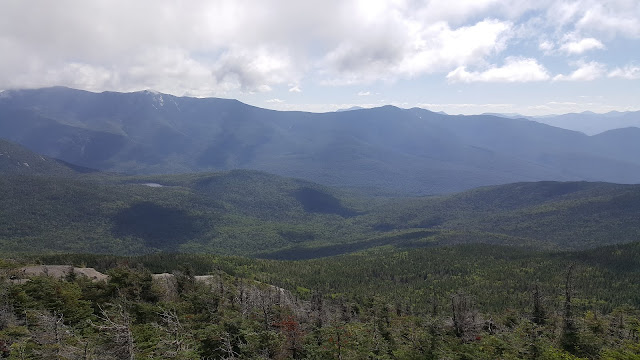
xmin=544 ymin=0 xmax=640 ymax=38
xmin=575 ymin=2 xmax=640 ymax=38
xmin=414 ymin=0 xmax=540 ymax=26
xmin=265 ymin=98 xmax=284 ymax=103
xmin=447 ymin=57 xmax=550 ymax=83
xmin=0 ymin=0 xmax=517 ymax=92
xmin=47 ymin=63 xmax=115 ymax=91
xmin=0 ymin=1 xmax=307 ymax=95
xmin=357 ymin=91 xmax=371 ymax=96
xmin=0 ymin=0 xmax=638 ymax=98
xmin=417 ymin=100 xmax=638 ymax=117
xmin=559 ymin=37 xmax=604 ymax=54
xmin=538 ymin=40 xmax=555 ymax=53
xmin=553 ymin=61 xmax=606 ymax=81
xmin=608 ymin=65 xmax=640 ymax=79
xmin=320 ymin=18 xmax=513 ymax=84
xmin=212 ymin=46 xmax=297 ymax=93
xmin=256 ymin=85 xmax=273 ymax=92
xmin=525 ymin=100 xmax=634 ymax=115
xmin=400 ymin=19 xmax=513 ymax=75
xmin=545 ymin=1 xmax=583 ymax=28
xmin=417 ymin=102 xmax=515 ymax=115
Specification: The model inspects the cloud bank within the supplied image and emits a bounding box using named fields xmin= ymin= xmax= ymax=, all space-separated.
xmin=447 ymin=58 xmax=550 ymax=83
xmin=0 ymin=0 xmax=638 ymax=97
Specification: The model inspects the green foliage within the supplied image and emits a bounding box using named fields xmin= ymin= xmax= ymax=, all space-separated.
xmin=105 ymin=266 xmax=159 ymax=303
xmin=1 ymin=145 xmax=640 ymax=358
xmin=2 ymin=170 xmax=640 ymax=258
xmin=1 ymin=242 xmax=640 ymax=358
xmin=10 ymin=276 xmax=93 ymax=324
xmin=0 ymin=138 xmax=83 ymax=176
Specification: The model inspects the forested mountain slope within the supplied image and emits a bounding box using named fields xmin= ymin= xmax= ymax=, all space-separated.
xmin=1 ymin=161 xmax=639 ymax=257
xmin=359 ymin=181 xmax=640 ymax=250
xmin=3 ymin=87 xmax=640 ymax=194
xmin=2 ymin=241 xmax=639 ymax=359
xmin=0 ymin=170 xmax=368 ymax=255
xmin=0 ymin=138 xmax=92 ymax=175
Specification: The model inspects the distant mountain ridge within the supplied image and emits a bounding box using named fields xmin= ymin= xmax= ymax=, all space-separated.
xmin=486 ymin=110 xmax=640 ymax=135
xmin=2 ymin=87 xmax=640 ymax=194
xmin=542 ymin=111 xmax=639 ymax=131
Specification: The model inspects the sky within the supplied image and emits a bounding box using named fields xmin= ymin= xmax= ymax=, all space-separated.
xmin=1 ymin=0 xmax=639 ymax=115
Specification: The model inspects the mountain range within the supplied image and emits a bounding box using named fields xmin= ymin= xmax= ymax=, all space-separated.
xmin=1 ymin=88 xmax=639 ymax=359
xmin=532 ymin=111 xmax=640 ymax=135
xmin=483 ymin=111 xmax=640 ymax=136
xmin=1 ymin=87 xmax=640 ymax=195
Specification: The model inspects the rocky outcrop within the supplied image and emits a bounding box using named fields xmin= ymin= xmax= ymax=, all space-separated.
xmin=12 ymin=265 xmax=108 ymax=282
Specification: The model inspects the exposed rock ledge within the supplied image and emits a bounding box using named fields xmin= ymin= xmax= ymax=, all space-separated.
xmin=7 ymin=265 xmax=219 ymax=285
xmin=11 ymin=265 xmax=109 ymax=282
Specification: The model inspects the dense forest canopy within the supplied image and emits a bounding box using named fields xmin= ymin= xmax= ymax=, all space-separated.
xmin=1 ymin=168 xmax=640 ymax=258
xmin=1 ymin=242 xmax=639 ymax=359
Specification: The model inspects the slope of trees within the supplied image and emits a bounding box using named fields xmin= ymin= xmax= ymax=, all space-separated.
xmin=1 ymin=242 xmax=639 ymax=359
xmin=2 ymin=171 xmax=640 ymax=257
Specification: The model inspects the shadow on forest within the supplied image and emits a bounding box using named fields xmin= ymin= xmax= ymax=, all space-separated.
xmin=112 ymin=202 xmax=206 ymax=250
xmin=293 ymin=187 xmax=359 ymax=217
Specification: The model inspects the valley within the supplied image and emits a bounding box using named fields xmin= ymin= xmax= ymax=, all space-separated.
xmin=1 ymin=90 xmax=639 ymax=359
xmin=2 ymin=143 xmax=639 ymax=258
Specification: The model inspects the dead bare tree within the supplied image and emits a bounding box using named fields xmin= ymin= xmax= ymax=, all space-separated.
xmin=258 ymin=286 xmax=275 ymax=331
xmin=156 ymin=306 xmax=192 ymax=357
xmin=34 ymin=311 xmax=64 ymax=358
xmin=90 ymin=304 xmax=135 ymax=360
xmin=29 ymin=310 xmax=90 ymax=360
xmin=218 ymin=331 xmax=242 ymax=360
xmin=450 ymin=293 xmax=480 ymax=342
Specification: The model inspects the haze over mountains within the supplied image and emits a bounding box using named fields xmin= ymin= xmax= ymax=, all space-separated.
xmin=1 ymin=87 xmax=640 ymax=195
xmin=485 ymin=111 xmax=640 ymax=136
xmin=532 ymin=111 xmax=640 ymax=136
